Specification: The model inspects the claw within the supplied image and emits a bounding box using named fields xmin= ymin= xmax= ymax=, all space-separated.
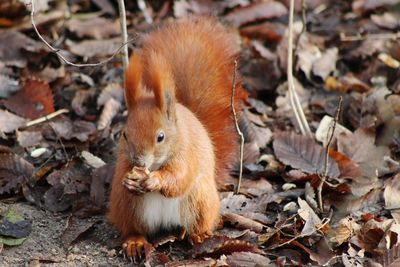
xmin=122 ymin=235 xmax=151 ymax=263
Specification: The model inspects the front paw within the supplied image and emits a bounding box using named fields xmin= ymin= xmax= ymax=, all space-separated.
xmin=123 ymin=167 xmax=150 ymax=195
xmin=123 ymin=167 xmax=161 ymax=194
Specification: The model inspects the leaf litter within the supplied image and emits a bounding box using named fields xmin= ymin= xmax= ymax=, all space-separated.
xmin=0 ymin=0 xmax=399 ymax=266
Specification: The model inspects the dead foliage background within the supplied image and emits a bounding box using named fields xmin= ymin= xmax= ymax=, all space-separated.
xmin=0 ymin=0 xmax=399 ymax=266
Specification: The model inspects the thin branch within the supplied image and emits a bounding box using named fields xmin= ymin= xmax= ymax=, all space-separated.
xmin=287 ymin=0 xmax=312 ymax=138
xmin=340 ymin=32 xmax=400 ymax=42
xmin=231 ymin=60 xmax=244 ymax=194
xmin=117 ymin=0 xmax=129 ymax=71
xmin=29 ymin=0 xmax=133 ymax=68
xmin=317 ymin=96 xmax=343 ymax=211
xmin=24 ymin=109 xmax=69 ymax=128
xmin=269 ymin=217 xmax=330 ymax=249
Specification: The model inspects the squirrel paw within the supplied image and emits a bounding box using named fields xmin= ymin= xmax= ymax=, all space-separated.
xmin=122 ymin=235 xmax=153 ymax=263
xmin=123 ymin=167 xmax=161 ymax=194
xmin=122 ymin=167 xmax=150 ymax=194
xmin=189 ymin=230 xmax=213 ymax=244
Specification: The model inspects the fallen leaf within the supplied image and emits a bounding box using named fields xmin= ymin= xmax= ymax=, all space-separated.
xmin=337 ymin=128 xmax=392 ymax=177
xmin=96 ymin=83 xmax=124 ymax=108
xmin=60 ymin=216 xmax=96 ymax=247
xmin=97 ymin=97 xmax=121 ymax=130
xmin=66 ymin=17 xmax=120 ymax=40
xmin=225 ymin=1 xmax=288 ymax=27
xmin=71 ymin=89 xmax=95 ymax=116
xmin=226 ymin=252 xmax=271 ymax=267
xmin=0 ymin=109 xmax=27 ymax=134
xmin=371 ymin=12 xmax=398 ymax=30
xmin=273 ymin=131 xmax=340 ymax=178
xmin=222 ymin=212 xmax=264 ymax=233
xmin=192 ymin=235 xmax=264 ymax=257
xmin=384 ymin=174 xmax=400 ymax=224
xmin=46 ymin=160 xmax=91 ymax=195
xmin=240 ymin=22 xmax=285 ymax=43
xmin=0 ymin=74 xmax=19 ymax=98
xmin=324 ymin=75 xmax=371 ymax=93
xmin=16 ymin=130 xmax=43 ymax=148
xmin=328 ymin=150 xmax=362 ymax=180
xmin=43 ymin=185 xmax=71 ymax=212
xmin=0 ymin=30 xmax=43 ymax=68
xmin=297 ymin=198 xmax=322 ymax=236
xmin=2 ymin=79 xmax=54 ymax=119
xmin=0 ymin=153 xmax=34 ymax=194
xmin=312 ymin=47 xmax=338 ymax=81
xmin=47 ymin=117 xmax=96 ymax=142
xmin=68 ymin=38 xmax=122 ymax=58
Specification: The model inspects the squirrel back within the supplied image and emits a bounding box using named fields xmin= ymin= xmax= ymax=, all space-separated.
xmin=126 ymin=18 xmax=245 ymax=185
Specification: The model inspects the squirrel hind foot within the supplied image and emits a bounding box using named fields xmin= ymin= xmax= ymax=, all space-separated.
xmin=189 ymin=230 xmax=213 ymax=245
xmin=122 ymin=235 xmax=153 ymax=263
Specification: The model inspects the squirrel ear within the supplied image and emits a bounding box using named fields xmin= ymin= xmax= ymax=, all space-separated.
xmin=144 ymin=52 xmax=176 ymax=119
xmin=125 ymin=53 xmax=143 ymax=108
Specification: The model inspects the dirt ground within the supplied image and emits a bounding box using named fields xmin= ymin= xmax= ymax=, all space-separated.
xmin=0 ymin=202 xmax=129 ymax=267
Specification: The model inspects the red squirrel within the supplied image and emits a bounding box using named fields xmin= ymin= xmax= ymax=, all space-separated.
xmin=108 ymin=18 xmax=244 ymax=259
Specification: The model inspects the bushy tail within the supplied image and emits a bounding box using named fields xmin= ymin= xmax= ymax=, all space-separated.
xmin=140 ymin=18 xmax=246 ymax=186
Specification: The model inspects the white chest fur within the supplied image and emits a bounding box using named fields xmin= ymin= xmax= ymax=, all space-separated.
xmin=141 ymin=192 xmax=182 ymax=234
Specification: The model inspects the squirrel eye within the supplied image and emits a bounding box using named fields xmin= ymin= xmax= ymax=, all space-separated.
xmin=157 ymin=131 xmax=165 ymax=143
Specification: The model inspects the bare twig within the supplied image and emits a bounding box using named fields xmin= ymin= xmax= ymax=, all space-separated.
xmin=317 ymin=96 xmax=343 ymax=211
xmin=25 ymin=109 xmax=69 ymax=128
xmin=287 ymin=0 xmax=312 ymax=138
xmin=231 ymin=60 xmax=244 ymax=194
xmin=117 ymin=0 xmax=129 ymax=71
xmin=270 ymin=217 xmax=330 ymax=249
xmin=29 ymin=0 xmax=132 ymax=68
xmin=340 ymin=32 xmax=400 ymax=42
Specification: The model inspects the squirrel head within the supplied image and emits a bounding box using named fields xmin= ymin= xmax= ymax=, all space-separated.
xmin=123 ymin=52 xmax=178 ymax=171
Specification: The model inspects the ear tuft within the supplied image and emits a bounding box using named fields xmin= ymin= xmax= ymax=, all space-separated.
xmin=125 ymin=53 xmax=143 ymax=108
xmin=143 ymin=51 xmax=176 ymax=118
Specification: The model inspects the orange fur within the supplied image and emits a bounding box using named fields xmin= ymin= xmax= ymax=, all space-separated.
xmin=108 ymin=18 xmax=245 ymax=255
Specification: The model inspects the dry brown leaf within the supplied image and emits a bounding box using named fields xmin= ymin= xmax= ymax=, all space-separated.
xmin=353 ymin=0 xmax=400 ymax=15
xmin=273 ymin=131 xmax=340 ymax=178
xmin=66 ymin=17 xmax=120 ymax=40
xmin=297 ymin=198 xmax=322 ymax=236
xmin=96 ymin=83 xmax=124 ymax=108
xmin=337 ymin=128 xmax=392 ymax=177
xmin=97 ymin=97 xmax=121 ymax=130
xmin=2 ymin=79 xmax=54 ymax=119
xmin=0 ymin=73 xmax=19 ymax=98
xmin=324 ymin=75 xmax=371 ymax=93
xmin=371 ymin=12 xmax=398 ymax=29
xmin=71 ymin=89 xmax=95 ymax=116
xmin=192 ymin=235 xmax=264 ymax=258
xmin=16 ymin=130 xmax=43 ymax=148
xmin=46 ymin=160 xmax=91 ymax=195
xmin=240 ymin=22 xmax=285 ymax=44
xmin=327 ymin=217 xmax=361 ymax=246
xmin=226 ymin=252 xmax=271 ymax=267
xmin=0 ymin=152 xmax=34 ymax=194
xmin=0 ymin=109 xmax=27 ymax=134
xmin=60 ymin=216 xmax=96 ymax=247
xmin=49 ymin=118 xmax=96 ymax=142
xmin=225 ymin=1 xmax=288 ymax=27
xmin=384 ymin=174 xmax=400 ymax=224
xmin=0 ymin=30 xmax=43 ymax=68
xmin=222 ymin=212 xmax=264 ymax=233
xmin=312 ymin=47 xmax=338 ymax=81
xmin=68 ymin=38 xmax=121 ymax=58
xmin=328 ymin=150 xmax=362 ymax=180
